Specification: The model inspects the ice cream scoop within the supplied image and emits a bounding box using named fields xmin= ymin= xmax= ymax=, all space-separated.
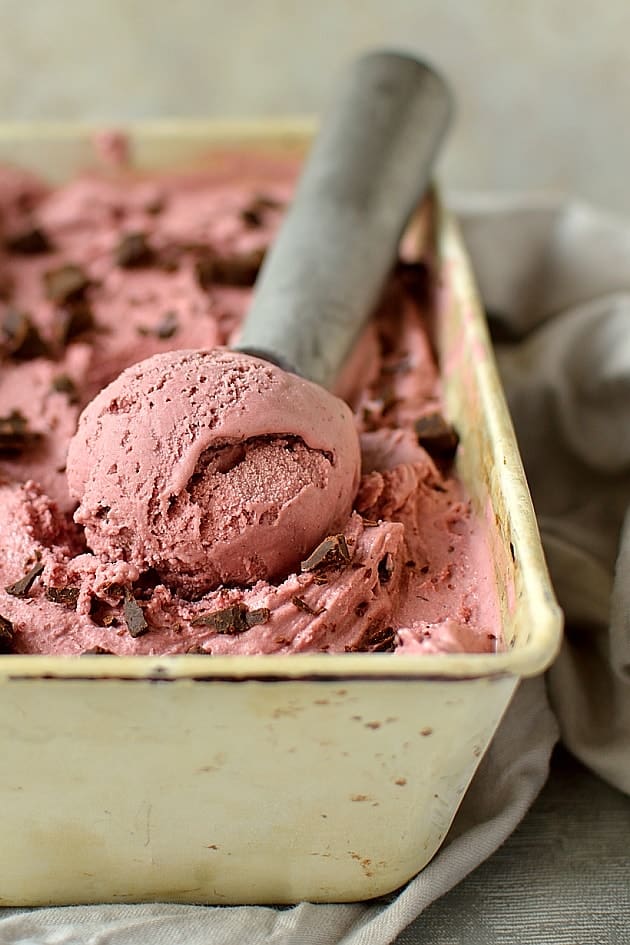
xmin=67 ymin=349 xmax=360 ymax=595
xmin=67 ymin=51 xmax=452 ymax=594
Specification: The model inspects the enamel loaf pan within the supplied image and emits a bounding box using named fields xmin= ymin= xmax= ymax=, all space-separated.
xmin=0 ymin=123 xmax=562 ymax=906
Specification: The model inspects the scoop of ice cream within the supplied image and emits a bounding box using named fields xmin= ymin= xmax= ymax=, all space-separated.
xmin=66 ymin=348 xmax=361 ymax=595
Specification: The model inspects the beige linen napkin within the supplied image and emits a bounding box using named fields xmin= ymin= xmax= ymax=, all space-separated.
xmin=0 ymin=195 xmax=627 ymax=945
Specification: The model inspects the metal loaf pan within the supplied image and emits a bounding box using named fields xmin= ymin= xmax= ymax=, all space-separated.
xmin=0 ymin=123 xmax=562 ymax=906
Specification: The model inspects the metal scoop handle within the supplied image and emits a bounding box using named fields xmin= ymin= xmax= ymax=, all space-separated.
xmin=236 ymin=49 xmax=452 ymax=389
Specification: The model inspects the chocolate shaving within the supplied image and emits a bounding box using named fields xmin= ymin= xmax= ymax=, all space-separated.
xmin=51 ymin=373 xmax=79 ymax=403
xmin=45 ymin=585 xmax=80 ymax=607
xmin=5 ymin=561 xmax=44 ymax=598
xmin=123 ymin=590 xmax=148 ymax=638
xmin=54 ymin=302 xmax=95 ymax=346
xmin=44 ymin=264 xmax=90 ymax=305
xmin=115 ymin=232 xmax=155 ymax=268
xmin=137 ymin=310 xmax=178 ymax=339
xmin=1 ymin=309 xmax=48 ymax=360
xmin=5 ymin=225 xmax=53 ymax=255
xmin=191 ymin=602 xmax=270 ymax=634
xmin=0 ymin=614 xmax=15 ymax=652
xmin=414 ymin=412 xmax=460 ymax=458
xmin=377 ymin=552 xmax=395 ymax=584
xmin=0 ymin=409 xmax=41 ymax=455
xmin=301 ymin=534 xmax=351 ymax=573
xmin=195 ymin=248 xmax=265 ymax=290
xmin=81 ymin=645 xmax=114 ymax=655
xmin=292 ymin=596 xmax=325 ymax=616
xmin=351 ymin=623 xmax=397 ymax=654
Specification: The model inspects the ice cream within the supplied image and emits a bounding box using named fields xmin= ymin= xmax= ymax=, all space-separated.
xmin=66 ymin=348 xmax=360 ymax=595
xmin=0 ymin=151 xmax=500 ymax=656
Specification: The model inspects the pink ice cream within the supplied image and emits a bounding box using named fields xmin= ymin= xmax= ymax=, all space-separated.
xmin=0 ymin=150 xmax=500 ymax=656
xmin=66 ymin=348 xmax=360 ymax=595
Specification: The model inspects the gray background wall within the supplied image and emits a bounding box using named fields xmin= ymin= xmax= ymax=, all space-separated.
xmin=1 ymin=0 xmax=628 ymax=212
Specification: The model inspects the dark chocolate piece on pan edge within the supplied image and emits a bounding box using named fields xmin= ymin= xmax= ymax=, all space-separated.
xmin=5 ymin=561 xmax=44 ymax=598
xmin=414 ymin=412 xmax=459 ymax=458
xmin=191 ymin=603 xmax=270 ymax=634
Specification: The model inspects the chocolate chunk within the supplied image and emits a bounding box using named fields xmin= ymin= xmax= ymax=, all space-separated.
xmin=414 ymin=412 xmax=459 ymax=458
xmin=394 ymin=259 xmax=431 ymax=303
xmin=240 ymin=207 xmax=263 ymax=228
xmin=45 ymin=585 xmax=80 ymax=607
xmin=292 ymin=596 xmax=325 ymax=616
xmin=5 ymin=225 xmax=53 ymax=255
xmin=5 ymin=561 xmax=44 ymax=598
xmin=54 ymin=302 xmax=95 ymax=346
xmin=44 ymin=264 xmax=90 ymax=305
xmin=145 ymin=197 xmax=165 ymax=215
xmin=137 ymin=310 xmax=178 ymax=339
xmin=0 ymin=409 xmax=41 ymax=455
xmin=51 ymin=373 xmax=79 ymax=403
xmin=377 ymin=552 xmax=395 ymax=584
xmin=123 ymin=590 xmax=148 ymax=638
xmin=354 ymin=601 xmax=369 ymax=618
xmin=301 ymin=534 xmax=351 ymax=573
xmin=351 ymin=623 xmax=397 ymax=653
xmin=89 ymin=596 xmax=120 ymax=628
xmin=195 ymin=248 xmax=265 ymax=290
xmin=115 ymin=232 xmax=155 ymax=268
xmin=0 ymin=614 xmax=15 ymax=652
xmin=81 ymin=645 xmax=114 ymax=655
xmin=1 ymin=309 xmax=48 ymax=360
xmin=191 ymin=602 xmax=270 ymax=634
